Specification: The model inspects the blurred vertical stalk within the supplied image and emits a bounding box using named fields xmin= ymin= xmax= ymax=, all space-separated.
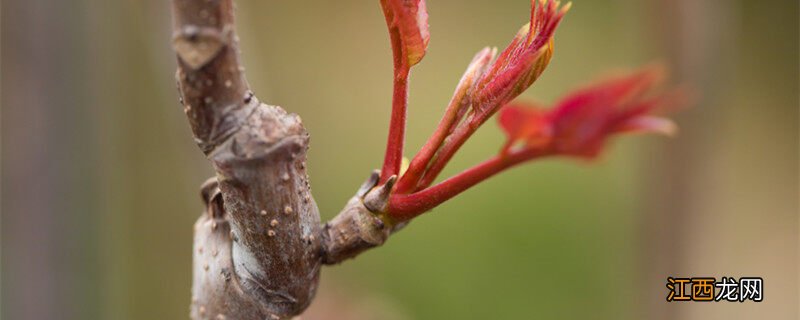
xmin=641 ymin=0 xmax=736 ymax=319
xmin=2 ymin=0 xmax=99 ymax=319
xmin=646 ymin=1 xmax=799 ymax=318
xmin=1 ymin=2 xmax=62 ymax=317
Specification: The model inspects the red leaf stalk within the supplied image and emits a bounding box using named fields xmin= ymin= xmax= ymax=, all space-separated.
xmin=389 ymin=148 xmax=551 ymax=220
xmin=379 ymin=0 xmax=430 ymax=183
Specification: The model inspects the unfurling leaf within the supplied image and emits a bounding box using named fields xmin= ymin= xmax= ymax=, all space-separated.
xmin=497 ymin=65 xmax=683 ymax=158
xmin=448 ymin=47 xmax=497 ymax=118
xmin=471 ymin=0 xmax=570 ymax=114
xmin=380 ymin=0 xmax=431 ymax=66
xmin=498 ymin=102 xmax=552 ymax=154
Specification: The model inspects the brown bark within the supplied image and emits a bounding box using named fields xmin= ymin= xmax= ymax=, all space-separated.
xmin=172 ymin=1 xmax=397 ymax=318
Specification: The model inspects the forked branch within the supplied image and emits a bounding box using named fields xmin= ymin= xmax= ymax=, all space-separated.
xmin=173 ymin=0 xmax=322 ymax=318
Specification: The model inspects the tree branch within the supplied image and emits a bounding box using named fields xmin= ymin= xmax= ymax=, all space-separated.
xmin=172 ymin=1 xmax=322 ymax=319
xmin=172 ymin=1 xmax=407 ymax=318
xmin=320 ymin=172 xmax=405 ymax=265
xmin=171 ymin=1 xmax=582 ymax=318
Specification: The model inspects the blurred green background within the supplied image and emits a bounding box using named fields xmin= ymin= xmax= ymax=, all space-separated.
xmin=2 ymin=0 xmax=797 ymax=319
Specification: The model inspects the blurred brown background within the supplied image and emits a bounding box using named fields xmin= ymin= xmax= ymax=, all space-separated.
xmin=2 ymin=0 xmax=797 ymax=319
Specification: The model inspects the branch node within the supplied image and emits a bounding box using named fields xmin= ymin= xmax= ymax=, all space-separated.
xmin=173 ymin=25 xmax=226 ymax=70
xmin=356 ymin=170 xmax=380 ymax=198
xmin=320 ymin=172 xmax=405 ymax=265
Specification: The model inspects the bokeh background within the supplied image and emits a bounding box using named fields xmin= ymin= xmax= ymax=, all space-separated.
xmin=2 ymin=0 xmax=798 ymax=319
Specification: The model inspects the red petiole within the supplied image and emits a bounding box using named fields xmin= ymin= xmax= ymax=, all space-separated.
xmin=379 ymin=21 xmax=411 ymax=183
xmin=388 ymin=147 xmax=552 ymax=221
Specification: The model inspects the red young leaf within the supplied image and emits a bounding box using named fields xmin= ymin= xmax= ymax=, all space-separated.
xmin=498 ymin=102 xmax=552 ymax=154
xmin=549 ymin=65 xmax=675 ymax=157
xmin=497 ymin=65 xmax=682 ymax=159
xmin=471 ymin=0 xmax=570 ymax=114
xmin=380 ymin=0 xmax=431 ymax=66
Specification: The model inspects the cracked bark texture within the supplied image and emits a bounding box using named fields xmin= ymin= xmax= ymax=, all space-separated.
xmin=172 ymin=0 xmax=395 ymax=319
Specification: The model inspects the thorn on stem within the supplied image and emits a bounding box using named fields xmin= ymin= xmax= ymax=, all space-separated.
xmin=364 ymin=175 xmax=396 ymax=213
xmin=356 ymin=170 xmax=381 ymax=198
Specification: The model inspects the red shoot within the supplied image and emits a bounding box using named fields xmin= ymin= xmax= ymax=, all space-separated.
xmin=397 ymin=0 xmax=570 ymax=194
xmin=379 ymin=0 xmax=430 ymax=183
xmin=393 ymin=47 xmax=497 ymax=194
xmin=368 ymin=0 xmax=686 ymax=223
xmin=389 ymin=65 xmax=684 ymax=221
